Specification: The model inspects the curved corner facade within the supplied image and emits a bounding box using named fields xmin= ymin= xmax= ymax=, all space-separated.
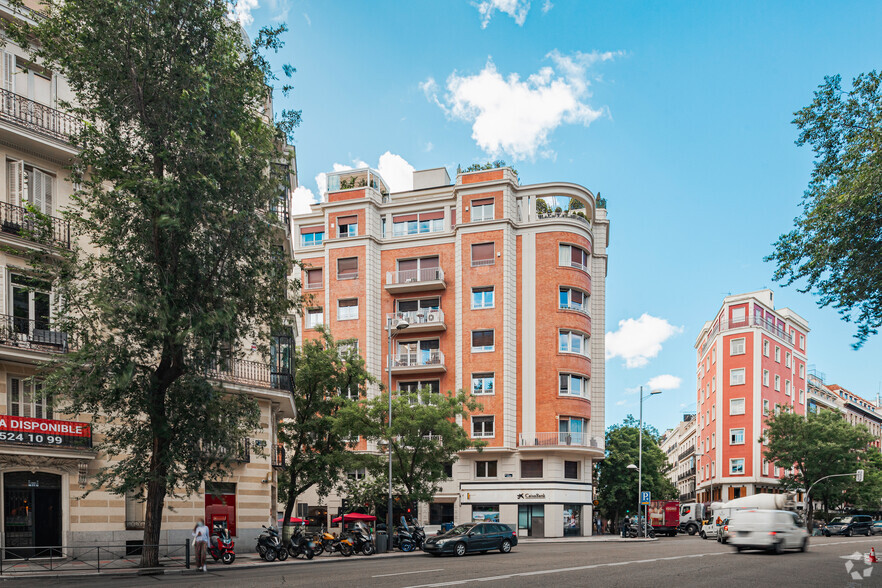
xmin=292 ymin=166 xmax=609 ymax=537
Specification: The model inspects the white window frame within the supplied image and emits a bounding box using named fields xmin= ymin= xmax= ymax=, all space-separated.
xmin=785 ymin=352 xmax=791 ymax=368
xmin=558 ymin=244 xmax=589 ymax=272
xmin=471 ymin=286 xmax=495 ymax=309
xmin=775 ymin=346 xmax=781 ymax=362
xmin=559 ymin=373 xmax=589 ymax=398
xmin=559 ymin=329 xmax=589 ymax=357
xmin=730 ymin=337 xmax=746 ymax=356
xmin=762 ymin=370 xmax=769 ymax=387
xmin=785 ymin=380 xmax=791 ymax=396
xmin=731 ymin=307 xmax=746 ymax=323
xmin=763 ymin=460 xmax=769 ymax=476
xmin=337 ymin=298 xmax=358 ymax=321
xmin=306 ymin=308 xmax=323 ymax=329
xmin=730 ymin=428 xmax=745 ymax=445
xmin=471 ymin=373 xmax=495 ymax=395
xmin=471 ymin=201 xmax=494 ymax=222
xmin=471 ymin=416 xmax=495 ymax=439
xmin=763 ymin=340 xmax=769 ymax=357
xmin=559 ymin=287 xmax=589 ymax=314
xmin=711 ymin=405 xmax=716 ymax=420
xmin=774 ymin=374 xmax=780 ymax=391
xmin=471 ymin=329 xmax=495 ymax=352
xmin=799 ymin=364 xmax=805 ymax=378
xmin=7 ymin=377 xmax=51 ymax=419
xmin=730 ymin=458 xmax=745 ymax=475
xmin=799 ymin=389 xmax=805 ymax=404
xmin=712 ymin=376 xmax=716 ymax=393
xmin=712 ymin=347 xmax=716 ymax=363
xmin=729 ymin=368 xmax=745 ymax=386
xmin=337 ymin=220 xmax=357 ymax=238
xmin=712 ymin=433 xmax=716 ymax=448
xmin=763 ymin=399 xmax=770 ymax=415
xmin=730 ymin=398 xmax=745 ymax=415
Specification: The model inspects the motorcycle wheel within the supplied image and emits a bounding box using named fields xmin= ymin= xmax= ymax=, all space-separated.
xmin=362 ymin=542 xmax=375 ymax=556
xmin=288 ymin=545 xmax=298 ymax=558
xmin=313 ymin=543 xmax=324 ymax=557
xmin=222 ymin=552 xmax=235 ymax=565
xmin=263 ymin=550 xmax=277 ymax=562
xmin=340 ymin=543 xmax=353 ymax=557
xmin=400 ymin=540 xmax=415 ymax=552
xmin=306 ymin=548 xmax=314 ymax=560
xmin=277 ymin=548 xmax=289 ymax=561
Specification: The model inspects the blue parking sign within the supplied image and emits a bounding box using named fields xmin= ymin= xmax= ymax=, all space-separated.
xmin=640 ymin=491 xmax=651 ymax=505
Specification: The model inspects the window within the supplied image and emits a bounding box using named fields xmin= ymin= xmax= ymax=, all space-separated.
xmin=559 ymin=417 xmax=586 ymax=444
xmin=10 ymin=274 xmax=51 ymax=335
xmin=559 ymin=374 xmax=589 ymax=398
xmin=300 ymin=227 xmax=324 ymax=247
xmin=392 ymin=210 xmax=444 ymax=236
xmin=800 ymin=334 xmax=805 ymax=348
xmin=472 ymin=416 xmax=494 ymax=438
xmin=785 ymin=352 xmax=791 ymax=367
xmin=712 ymin=347 xmax=716 ymax=363
xmin=472 ymin=287 xmax=494 ymax=309
xmin=730 ymin=429 xmax=745 ymax=445
xmin=8 ymin=377 xmax=51 ymax=419
xmin=730 ymin=459 xmax=745 ymax=475
xmin=712 ymin=376 xmax=716 ymax=393
xmin=471 ymin=198 xmax=494 ymax=222
xmin=521 ymin=459 xmax=543 ymax=478
xmin=306 ymin=308 xmax=323 ymax=329
xmin=711 ymin=460 xmax=715 ymax=476
xmin=799 ymin=389 xmax=805 ymax=404
xmin=763 ymin=370 xmax=769 ymax=387
xmin=398 ymin=380 xmax=441 ymax=402
xmin=471 ymin=243 xmax=495 ymax=266
xmin=396 ymin=297 xmax=440 ymax=315
xmin=729 ymin=368 xmax=745 ymax=386
xmin=558 ymin=244 xmax=589 ymax=272
xmin=731 ymin=307 xmax=746 ymax=324
xmin=559 ymin=330 xmax=589 ymax=356
xmin=712 ymin=433 xmax=716 ymax=448
xmin=774 ymin=465 xmax=779 ymax=477
xmin=763 ymin=340 xmax=769 ymax=357
xmin=799 ymin=364 xmax=805 ymax=378
xmin=730 ymin=398 xmax=745 ymax=415
xmin=476 ymin=460 xmax=497 ymax=478
xmin=763 ymin=460 xmax=769 ymax=475
xmin=346 ymin=468 xmax=367 ymax=480
xmin=7 ymin=160 xmax=54 ymax=215
xmin=472 ymin=373 xmax=495 ymax=395
xmin=785 ymin=380 xmax=791 ymax=396
xmin=711 ymin=405 xmax=716 ymax=420
xmin=763 ymin=399 xmax=770 ymax=415
xmin=471 ymin=330 xmax=495 ymax=352
xmin=564 ymin=461 xmax=579 ymax=479
xmin=397 ymin=256 xmax=440 ymax=281
xmin=337 ymin=298 xmax=358 ymax=320
xmin=337 ymin=215 xmax=357 ymax=238
xmin=305 ymin=268 xmax=323 ymax=290
xmin=775 ymin=346 xmax=781 ymax=362
xmin=730 ymin=337 xmax=745 ymax=356
xmin=559 ymin=287 xmax=589 ymax=314
xmin=337 ymin=257 xmax=358 ymax=279
xmin=774 ymin=375 xmax=780 ymax=391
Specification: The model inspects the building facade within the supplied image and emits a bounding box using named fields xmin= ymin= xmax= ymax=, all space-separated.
xmin=694 ymin=290 xmax=809 ymax=503
xmin=826 ymin=384 xmax=882 ymax=451
xmin=0 ymin=1 xmax=296 ymax=557
xmin=660 ymin=415 xmax=697 ymax=502
xmin=292 ymin=165 xmax=608 ymax=537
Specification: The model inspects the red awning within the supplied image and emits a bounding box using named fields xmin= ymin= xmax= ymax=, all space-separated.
xmin=331 ymin=513 xmax=377 ymax=523
xmin=278 ymin=517 xmax=308 ymax=524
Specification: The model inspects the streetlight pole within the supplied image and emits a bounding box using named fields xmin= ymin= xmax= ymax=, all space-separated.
xmin=638 ymin=387 xmax=662 ymax=538
xmin=386 ymin=315 xmax=408 ymax=545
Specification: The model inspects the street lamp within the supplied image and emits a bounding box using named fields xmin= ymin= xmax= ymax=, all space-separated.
xmin=637 ymin=387 xmax=662 ymax=538
xmin=386 ymin=315 xmax=409 ymax=545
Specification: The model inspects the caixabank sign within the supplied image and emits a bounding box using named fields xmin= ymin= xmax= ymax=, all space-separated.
xmin=0 ymin=415 xmax=92 ymax=449
xmin=461 ymin=482 xmax=591 ymax=504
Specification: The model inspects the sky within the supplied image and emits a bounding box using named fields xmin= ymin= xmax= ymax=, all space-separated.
xmin=238 ymin=0 xmax=882 ymax=435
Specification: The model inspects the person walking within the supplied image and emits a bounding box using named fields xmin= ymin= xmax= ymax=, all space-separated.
xmin=192 ymin=519 xmax=210 ymax=572
xmin=595 ymin=516 xmax=602 ymax=535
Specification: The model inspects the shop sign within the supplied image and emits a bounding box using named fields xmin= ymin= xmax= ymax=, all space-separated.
xmin=0 ymin=415 xmax=92 ymax=449
xmin=517 ymin=492 xmax=546 ymax=500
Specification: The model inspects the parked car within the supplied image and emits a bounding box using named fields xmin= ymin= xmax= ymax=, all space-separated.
xmin=825 ymin=515 xmax=873 ymax=537
xmin=870 ymin=521 xmax=882 ymax=536
xmin=422 ymin=522 xmax=517 ymax=557
xmin=717 ymin=518 xmax=731 ymax=544
xmin=728 ymin=509 xmax=808 ymax=554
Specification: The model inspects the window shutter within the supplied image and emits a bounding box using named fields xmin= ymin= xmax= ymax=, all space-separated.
xmin=419 ymin=256 xmax=439 ymax=268
xmin=306 ymin=269 xmax=322 ymax=286
xmin=559 ymin=244 xmax=569 ymax=266
xmin=472 ymin=198 xmax=494 ymax=207
xmin=471 ymin=243 xmax=494 ymax=261
xmin=10 ymin=378 xmax=20 ymax=416
xmin=300 ymin=224 xmax=324 ymax=234
xmin=337 ymin=215 xmax=357 ymax=226
xmin=1 ymin=51 xmax=14 ymax=94
xmin=43 ymin=171 xmax=53 ymax=214
xmin=7 ymin=160 xmax=23 ymax=207
xmin=418 ymin=210 xmax=444 ymax=221
xmin=392 ymin=213 xmax=418 ymax=223
xmin=338 ymin=257 xmax=358 ymax=274
xmin=472 ymin=330 xmax=494 ymax=348
xmin=397 ymin=259 xmax=418 ymax=272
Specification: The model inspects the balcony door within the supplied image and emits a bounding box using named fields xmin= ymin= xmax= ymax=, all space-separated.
xmin=397 ymin=339 xmax=439 ymax=365
xmin=10 ymin=274 xmax=51 ymax=338
xmin=559 ymin=417 xmax=585 ymax=445
xmin=397 ymin=256 xmax=439 ymax=282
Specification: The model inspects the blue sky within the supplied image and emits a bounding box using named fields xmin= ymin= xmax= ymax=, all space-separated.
xmin=239 ymin=0 xmax=882 ymax=434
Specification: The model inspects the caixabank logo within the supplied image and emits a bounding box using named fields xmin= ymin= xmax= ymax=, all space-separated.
xmin=841 ymin=552 xmax=874 ymax=581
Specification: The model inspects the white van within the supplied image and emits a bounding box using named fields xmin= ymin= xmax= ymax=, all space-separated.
xmin=728 ymin=509 xmax=808 ymax=554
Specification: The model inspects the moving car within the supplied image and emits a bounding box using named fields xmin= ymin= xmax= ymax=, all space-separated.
xmin=825 ymin=515 xmax=873 ymax=537
xmin=728 ymin=509 xmax=808 ymax=554
xmin=870 ymin=521 xmax=882 ymax=536
xmin=717 ymin=518 xmax=731 ymax=544
xmin=422 ymin=522 xmax=518 ymax=557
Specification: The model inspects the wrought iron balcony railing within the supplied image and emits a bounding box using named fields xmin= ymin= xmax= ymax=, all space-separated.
xmin=0 ymin=88 xmax=82 ymax=144
xmin=0 ymin=314 xmax=70 ymax=353
xmin=1 ymin=201 xmax=71 ymax=249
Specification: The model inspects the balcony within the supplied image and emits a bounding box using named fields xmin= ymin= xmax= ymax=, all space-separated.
xmin=388 ymin=350 xmax=446 ymax=374
xmin=0 ymin=88 xmax=82 ymax=145
xmin=677 ymin=445 xmax=695 ymax=461
xmin=517 ymin=432 xmax=603 ymax=451
xmin=699 ymin=315 xmax=794 ymax=356
xmin=386 ymin=310 xmax=446 ymax=334
xmin=1 ymin=202 xmax=72 ymax=249
xmin=206 ymin=357 xmax=292 ymax=391
xmin=678 ymin=467 xmax=697 ymax=481
xmin=537 ymin=210 xmax=591 ymax=228
xmin=385 ymin=267 xmax=446 ymax=293
xmin=0 ymin=314 xmax=70 ymax=354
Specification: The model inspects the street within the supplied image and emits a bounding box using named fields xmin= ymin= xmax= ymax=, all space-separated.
xmin=4 ymin=535 xmax=881 ymax=588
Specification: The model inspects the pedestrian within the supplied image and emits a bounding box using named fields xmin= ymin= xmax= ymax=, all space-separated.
xmin=606 ymin=519 xmax=612 ymax=534
xmin=595 ymin=516 xmax=602 ymax=535
xmin=192 ymin=518 xmax=210 ymax=572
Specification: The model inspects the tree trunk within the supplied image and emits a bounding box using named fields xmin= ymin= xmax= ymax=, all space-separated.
xmin=141 ymin=469 xmax=168 ymax=567
xmin=283 ymin=485 xmax=297 ymax=532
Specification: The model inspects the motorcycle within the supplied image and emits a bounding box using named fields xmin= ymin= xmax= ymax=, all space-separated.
xmin=309 ymin=530 xmax=325 ymax=556
xmin=627 ymin=519 xmax=656 ymax=539
xmin=346 ymin=522 xmax=375 ymax=556
xmin=286 ymin=524 xmax=315 ymax=560
xmin=256 ymin=525 xmax=289 ymax=562
xmin=208 ymin=521 xmax=236 ymax=564
xmin=393 ymin=525 xmax=416 ymax=552
xmin=319 ymin=529 xmax=353 ymax=556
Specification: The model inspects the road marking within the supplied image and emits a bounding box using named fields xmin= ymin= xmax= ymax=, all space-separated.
xmin=814 ymin=538 xmax=878 ymax=547
xmin=402 ymin=552 xmax=728 ymax=587
xmin=374 ymin=568 xmax=445 ymax=578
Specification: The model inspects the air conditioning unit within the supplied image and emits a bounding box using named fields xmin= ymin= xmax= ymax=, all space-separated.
xmin=426 ymin=312 xmax=440 ymax=322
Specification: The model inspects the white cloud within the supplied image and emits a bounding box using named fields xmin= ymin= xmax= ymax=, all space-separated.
xmin=423 ymin=50 xmax=620 ymax=160
xmin=541 ymin=0 xmax=553 ymax=13
xmin=605 ymin=314 xmax=684 ymax=368
xmin=303 ymin=12 xmax=311 ymax=26
xmin=424 ymin=141 xmax=434 ymax=152
xmin=313 ymin=153 xmax=415 ymax=197
xmin=474 ymin=0 xmax=531 ymax=28
xmin=292 ymin=186 xmax=318 ymax=216
xmin=647 ymin=374 xmax=682 ymax=391
xmin=228 ymin=0 xmax=259 ymax=26
xmin=616 ymin=400 xmax=628 ymax=406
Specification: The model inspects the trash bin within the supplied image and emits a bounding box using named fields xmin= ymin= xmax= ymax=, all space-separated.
xmin=375 ymin=531 xmax=389 ymax=553
xmin=441 ymin=522 xmax=454 ymax=533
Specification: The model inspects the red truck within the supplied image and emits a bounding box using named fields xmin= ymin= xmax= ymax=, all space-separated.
xmin=647 ymin=500 xmax=680 ymax=537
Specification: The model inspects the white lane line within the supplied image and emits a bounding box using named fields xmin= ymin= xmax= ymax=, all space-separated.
xmin=373 ymin=568 xmax=445 ymax=578
xmin=402 ymin=552 xmax=728 ymax=587
xmin=814 ymin=538 xmax=879 ymax=547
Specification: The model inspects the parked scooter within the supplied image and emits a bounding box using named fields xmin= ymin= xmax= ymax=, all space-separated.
xmin=208 ymin=521 xmax=236 ymax=564
xmin=346 ymin=522 xmax=375 ymax=556
xmin=309 ymin=529 xmax=325 ymax=556
xmin=393 ymin=525 xmax=416 ymax=552
xmin=256 ymin=525 xmax=289 ymax=562
xmin=627 ymin=518 xmax=656 ymax=539
xmin=286 ymin=524 xmax=315 ymax=559
xmin=319 ymin=529 xmax=353 ymax=556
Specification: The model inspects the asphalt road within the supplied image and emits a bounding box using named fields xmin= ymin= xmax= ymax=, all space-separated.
xmin=5 ymin=535 xmax=882 ymax=588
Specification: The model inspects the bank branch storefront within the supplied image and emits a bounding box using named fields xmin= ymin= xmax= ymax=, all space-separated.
xmin=460 ymin=481 xmax=593 ymax=538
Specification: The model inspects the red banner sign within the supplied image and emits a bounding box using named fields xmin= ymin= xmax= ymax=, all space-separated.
xmin=0 ymin=415 xmax=92 ymax=448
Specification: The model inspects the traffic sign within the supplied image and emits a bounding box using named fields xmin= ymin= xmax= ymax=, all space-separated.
xmin=857 ymin=469 xmax=865 ymax=482
xmin=640 ymin=491 xmax=651 ymax=505
xmin=592 ymin=499 xmax=599 ymax=507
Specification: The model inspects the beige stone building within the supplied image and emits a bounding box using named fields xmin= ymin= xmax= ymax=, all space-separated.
xmin=0 ymin=0 xmax=296 ymax=558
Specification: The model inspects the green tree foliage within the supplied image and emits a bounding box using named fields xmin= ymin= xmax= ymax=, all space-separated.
xmin=595 ymin=416 xmax=677 ymax=523
xmin=457 ymin=160 xmax=518 ymax=177
xmin=337 ymin=388 xmax=484 ymax=506
xmin=767 ymin=71 xmax=882 ymax=347
xmin=6 ymin=0 xmax=299 ymax=566
xmin=278 ymin=330 xmax=375 ymax=527
xmin=763 ymin=409 xmax=878 ymax=530
xmin=535 ymin=198 xmax=551 ymax=214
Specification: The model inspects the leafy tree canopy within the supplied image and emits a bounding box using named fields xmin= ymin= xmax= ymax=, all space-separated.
xmin=767 ymin=71 xmax=882 ymax=347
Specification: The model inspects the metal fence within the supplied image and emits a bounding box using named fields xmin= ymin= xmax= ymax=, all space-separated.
xmin=0 ymin=88 xmax=82 ymax=144
xmin=0 ymin=543 xmax=189 ymax=574
xmin=0 ymin=314 xmax=70 ymax=353
xmin=0 ymin=202 xmax=72 ymax=249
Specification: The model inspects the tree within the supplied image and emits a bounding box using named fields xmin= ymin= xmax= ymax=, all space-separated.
xmin=763 ymin=409 xmax=876 ymax=531
xmin=536 ymin=198 xmax=551 ymax=214
xmin=337 ymin=388 xmax=484 ymax=509
xmin=278 ymin=329 xmax=375 ymax=528
xmin=595 ymin=417 xmax=676 ymax=524
xmin=6 ymin=0 xmax=299 ymax=566
xmin=766 ymin=71 xmax=882 ymax=348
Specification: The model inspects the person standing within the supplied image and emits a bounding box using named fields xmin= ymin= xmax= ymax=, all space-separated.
xmin=193 ymin=519 xmax=210 ymax=572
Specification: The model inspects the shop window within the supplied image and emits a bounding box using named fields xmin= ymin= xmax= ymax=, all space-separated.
xmin=521 ymin=459 xmax=543 ymax=478
xmin=429 ymin=503 xmax=455 ymax=525
xmin=472 ymin=504 xmax=500 ymax=522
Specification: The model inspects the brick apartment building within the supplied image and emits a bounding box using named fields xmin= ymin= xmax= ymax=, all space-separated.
xmin=291 ymin=164 xmax=609 ymax=537
xmin=694 ymin=290 xmax=809 ymax=503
